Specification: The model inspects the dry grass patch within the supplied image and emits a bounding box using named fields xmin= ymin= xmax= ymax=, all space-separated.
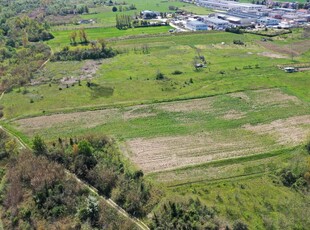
xmin=15 ymin=109 xmax=119 ymax=134
xmin=159 ymin=97 xmax=215 ymax=113
xmin=126 ymin=132 xmax=271 ymax=173
xmin=122 ymin=105 xmax=156 ymax=120
xmin=243 ymin=115 xmax=310 ymax=145
xmin=229 ymin=88 xmax=302 ymax=108
xmin=222 ymin=110 xmax=246 ymax=120
xmin=248 ymin=88 xmax=302 ymax=107
xmin=257 ymin=40 xmax=310 ymax=56
xmin=258 ymin=51 xmax=288 ymax=59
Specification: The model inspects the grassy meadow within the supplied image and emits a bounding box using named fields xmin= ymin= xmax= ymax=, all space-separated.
xmin=1 ymin=1 xmax=310 ymax=227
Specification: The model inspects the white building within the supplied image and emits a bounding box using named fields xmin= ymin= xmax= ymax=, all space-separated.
xmin=257 ymin=17 xmax=280 ymax=26
xmin=186 ymin=20 xmax=209 ymax=31
xmin=196 ymin=0 xmax=266 ymax=11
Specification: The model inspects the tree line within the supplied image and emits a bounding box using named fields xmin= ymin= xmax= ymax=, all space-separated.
xmin=52 ymin=38 xmax=117 ymax=61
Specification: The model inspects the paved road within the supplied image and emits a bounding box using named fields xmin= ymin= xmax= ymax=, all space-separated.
xmin=169 ymin=22 xmax=189 ymax=32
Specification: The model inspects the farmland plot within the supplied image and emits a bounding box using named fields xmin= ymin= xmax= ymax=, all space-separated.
xmin=13 ymin=88 xmax=310 ymax=173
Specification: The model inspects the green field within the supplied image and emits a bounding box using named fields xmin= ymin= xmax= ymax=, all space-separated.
xmin=1 ymin=2 xmax=310 ymax=228
xmin=47 ymin=26 xmax=173 ymax=51
xmin=3 ymin=30 xmax=310 ymax=120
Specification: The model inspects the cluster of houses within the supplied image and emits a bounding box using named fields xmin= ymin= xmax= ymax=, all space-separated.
xmin=177 ymin=0 xmax=310 ymax=31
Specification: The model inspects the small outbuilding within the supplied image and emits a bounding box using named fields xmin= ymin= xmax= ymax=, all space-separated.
xmin=283 ymin=67 xmax=297 ymax=73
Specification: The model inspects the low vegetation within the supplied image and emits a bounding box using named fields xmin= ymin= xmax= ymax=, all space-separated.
xmin=1 ymin=0 xmax=310 ymax=228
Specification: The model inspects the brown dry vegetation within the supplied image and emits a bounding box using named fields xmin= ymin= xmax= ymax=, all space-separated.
xmin=13 ymin=88 xmax=309 ymax=174
xmin=16 ymin=109 xmax=119 ymax=134
xmin=126 ymin=132 xmax=271 ymax=173
xmin=243 ymin=115 xmax=310 ymax=145
xmin=257 ymin=40 xmax=310 ymax=56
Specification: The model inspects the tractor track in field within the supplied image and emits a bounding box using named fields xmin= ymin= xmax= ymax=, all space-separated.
xmin=0 ymin=125 xmax=149 ymax=230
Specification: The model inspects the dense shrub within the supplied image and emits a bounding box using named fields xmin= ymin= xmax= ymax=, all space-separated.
xmin=233 ymin=220 xmax=248 ymax=230
xmin=51 ymin=47 xmax=117 ymax=61
xmin=46 ymin=136 xmax=160 ymax=218
xmin=172 ymin=70 xmax=183 ymax=75
xmin=151 ymin=198 xmax=219 ymax=229
xmin=225 ymin=27 xmax=243 ymax=34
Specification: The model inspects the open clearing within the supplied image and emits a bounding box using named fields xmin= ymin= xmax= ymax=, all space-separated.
xmin=13 ymin=88 xmax=310 ymax=173
xmin=127 ymin=114 xmax=309 ymax=173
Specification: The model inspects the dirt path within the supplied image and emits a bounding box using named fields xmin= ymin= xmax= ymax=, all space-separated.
xmin=0 ymin=91 xmax=4 ymax=101
xmin=39 ymin=58 xmax=50 ymax=70
xmin=0 ymin=125 xmax=27 ymax=149
xmin=0 ymin=125 xmax=149 ymax=230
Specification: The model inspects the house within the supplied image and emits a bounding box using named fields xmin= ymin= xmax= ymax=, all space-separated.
xmin=186 ymin=20 xmax=208 ymax=31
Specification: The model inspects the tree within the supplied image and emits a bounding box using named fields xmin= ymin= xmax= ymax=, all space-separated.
xmin=112 ymin=6 xmax=118 ymax=12
xmin=32 ymin=135 xmax=47 ymax=156
xmin=98 ymin=38 xmax=107 ymax=51
xmin=79 ymin=29 xmax=88 ymax=43
xmin=69 ymin=31 xmax=77 ymax=44
xmin=233 ymin=220 xmax=249 ymax=230
xmin=5 ymin=139 xmax=18 ymax=156
xmin=78 ymin=140 xmax=92 ymax=156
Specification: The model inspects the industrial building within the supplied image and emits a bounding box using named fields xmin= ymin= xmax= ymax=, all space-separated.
xmin=196 ymin=0 xmax=266 ymax=11
xmin=257 ymin=17 xmax=280 ymax=26
xmin=202 ymin=17 xmax=230 ymax=29
xmin=186 ymin=20 xmax=209 ymax=31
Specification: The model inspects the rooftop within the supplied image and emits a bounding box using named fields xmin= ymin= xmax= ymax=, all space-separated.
xmin=203 ymin=17 xmax=229 ymax=24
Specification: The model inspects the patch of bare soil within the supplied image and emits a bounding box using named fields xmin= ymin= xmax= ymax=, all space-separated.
xmin=222 ymin=110 xmax=246 ymax=120
xmin=60 ymin=60 xmax=103 ymax=87
xmin=16 ymin=109 xmax=119 ymax=134
xmin=258 ymin=52 xmax=288 ymax=59
xmin=257 ymin=41 xmax=298 ymax=56
xmin=80 ymin=60 xmax=102 ymax=79
xmin=299 ymin=67 xmax=310 ymax=72
xmin=127 ymin=133 xmax=268 ymax=173
xmin=159 ymin=97 xmax=215 ymax=113
xmin=243 ymin=115 xmax=310 ymax=145
xmin=257 ymin=40 xmax=310 ymax=56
